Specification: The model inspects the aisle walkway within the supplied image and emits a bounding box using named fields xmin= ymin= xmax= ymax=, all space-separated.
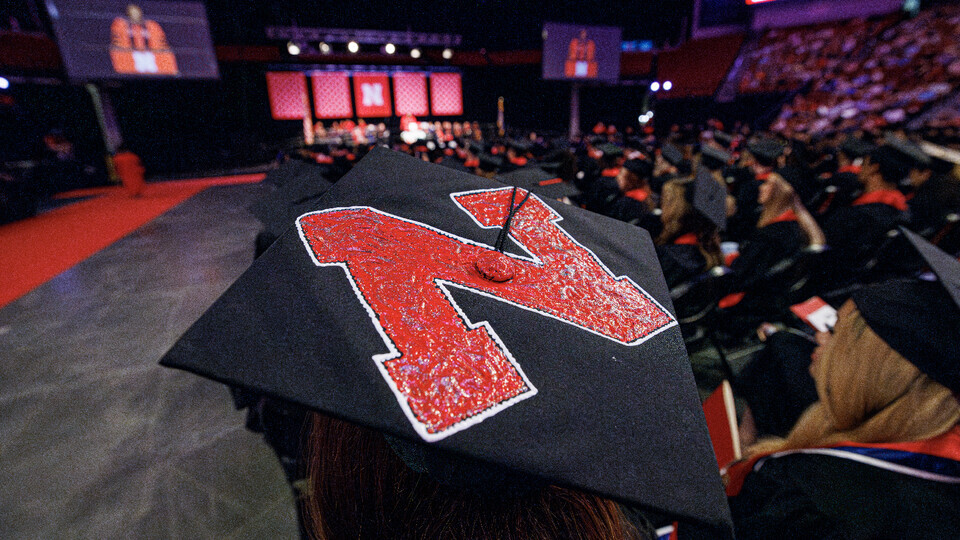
xmin=0 ymin=183 xmax=297 ymax=538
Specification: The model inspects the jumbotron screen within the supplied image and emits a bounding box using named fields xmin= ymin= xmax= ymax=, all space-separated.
xmin=46 ymin=0 xmax=219 ymax=80
xmin=542 ymin=23 xmax=622 ymax=84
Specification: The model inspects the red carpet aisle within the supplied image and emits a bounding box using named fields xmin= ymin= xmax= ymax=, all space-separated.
xmin=0 ymin=174 xmax=264 ymax=309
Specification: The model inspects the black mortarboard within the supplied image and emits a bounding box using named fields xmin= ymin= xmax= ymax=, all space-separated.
xmin=622 ymin=158 xmax=653 ymax=180
xmin=438 ymin=156 xmax=470 ymax=173
xmin=160 ymin=148 xmax=733 ymax=537
xmin=885 ymin=134 xmax=931 ymax=169
xmin=249 ymin=165 xmax=334 ymax=239
xmin=598 ymin=143 xmax=624 ymax=158
xmin=712 ymin=131 xmax=733 ymax=148
xmin=839 ymin=137 xmax=875 ymax=159
xmin=478 ymin=153 xmax=503 ymax=173
xmin=746 ymin=137 xmax=784 ymax=166
xmin=700 ymin=145 xmax=732 ymax=171
xmin=691 ymin=169 xmax=727 ymax=231
xmin=497 ymin=166 xmax=580 ymax=201
xmin=852 ymin=228 xmax=960 ymax=394
xmin=661 ymin=144 xmax=684 ymax=167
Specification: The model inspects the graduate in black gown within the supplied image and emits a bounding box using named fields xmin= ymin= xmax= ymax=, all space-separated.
xmin=727 ymin=231 xmax=960 ymax=539
xmin=655 ymin=170 xmax=725 ymax=289
xmin=722 ymin=173 xmax=824 ymax=320
xmin=819 ymin=145 xmax=910 ymax=286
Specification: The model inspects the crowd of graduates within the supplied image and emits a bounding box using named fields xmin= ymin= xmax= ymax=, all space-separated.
xmin=232 ymin=116 xmax=960 ymax=537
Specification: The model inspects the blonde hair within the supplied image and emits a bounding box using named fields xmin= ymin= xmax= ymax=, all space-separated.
xmin=748 ymin=300 xmax=960 ymax=456
xmin=757 ymin=174 xmax=795 ymax=228
xmin=656 ymin=179 xmax=723 ymax=269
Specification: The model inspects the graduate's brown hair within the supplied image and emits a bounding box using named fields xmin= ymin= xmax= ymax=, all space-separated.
xmin=302 ymin=413 xmax=650 ymax=540
xmin=656 ymin=179 xmax=723 ymax=270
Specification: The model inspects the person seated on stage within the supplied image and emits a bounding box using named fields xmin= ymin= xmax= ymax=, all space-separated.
xmin=819 ymin=144 xmax=910 ymax=285
xmin=727 ymin=237 xmax=960 ymax=538
xmin=655 ymin=171 xmax=725 ymax=289
xmin=722 ymin=173 xmax=825 ymax=318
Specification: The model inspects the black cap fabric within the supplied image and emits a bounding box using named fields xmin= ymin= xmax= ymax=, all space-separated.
xmin=622 ymin=158 xmax=653 ymax=180
xmin=478 ymin=153 xmax=503 ymax=173
xmin=851 ymin=228 xmax=960 ymax=394
xmin=700 ymin=145 xmax=732 ymax=171
xmin=691 ymin=169 xmax=727 ymax=231
xmin=661 ymin=144 xmax=684 ymax=166
xmin=839 ymin=137 xmax=876 ymax=159
xmin=249 ymin=165 xmax=334 ymax=238
xmin=747 ymin=138 xmax=784 ymax=165
xmin=598 ymin=143 xmax=624 ymax=158
xmin=497 ymin=167 xmax=580 ymax=200
xmin=885 ymin=135 xmax=931 ymax=168
xmin=160 ymin=147 xmax=733 ymax=536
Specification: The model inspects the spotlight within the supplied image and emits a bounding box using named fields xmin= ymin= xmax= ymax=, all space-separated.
xmin=410 ymin=48 xmax=421 ymax=59
xmin=0 ymin=77 xmax=9 ymax=90
xmin=649 ymin=81 xmax=660 ymax=92
xmin=442 ymin=48 xmax=453 ymax=60
xmin=384 ymin=43 xmax=396 ymax=55
xmin=663 ymin=81 xmax=673 ymax=91
xmin=287 ymin=41 xmax=301 ymax=55
xmin=319 ymin=42 xmax=331 ymax=54
xmin=347 ymin=41 xmax=360 ymax=53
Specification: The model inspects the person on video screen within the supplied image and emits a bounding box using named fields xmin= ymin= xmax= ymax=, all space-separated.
xmin=110 ymin=4 xmax=178 ymax=76
xmin=565 ymin=29 xmax=598 ymax=78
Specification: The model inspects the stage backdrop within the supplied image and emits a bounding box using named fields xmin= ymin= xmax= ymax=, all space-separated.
xmin=46 ymin=0 xmax=219 ymax=80
xmin=430 ymin=73 xmax=463 ymax=116
xmin=266 ymin=72 xmax=307 ymax=120
xmin=393 ymin=72 xmax=429 ymax=117
xmin=312 ymin=72 xmax=354 ymax=119
xmin=353 ymin=73 xmax=393 ymax=118
xmin=542 ymin=23 xmax=621 ymax=84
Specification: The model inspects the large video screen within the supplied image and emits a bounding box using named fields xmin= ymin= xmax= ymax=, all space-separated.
xmin=542 ymin=23 xmax=621 ymax=84
xmin=46 ymin=0 xmax=219 ymax=80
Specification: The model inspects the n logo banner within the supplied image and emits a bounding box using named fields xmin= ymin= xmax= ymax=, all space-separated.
xmin=353 ymin=73 xmax=392 ymax=117
xmin=297 ymin=187 xmax=675 ymax=440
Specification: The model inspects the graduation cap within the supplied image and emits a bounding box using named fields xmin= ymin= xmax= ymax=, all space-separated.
xmin=691 ymin=169 xmax=727 ymax=230
xmin=622 ymin=158 xmax=653 ymax=180
xmin=746 ymin=137 xmax=784 ymax=166
xmin=700 ymin=145 xmax=732 ymax=171
xmin=478 ymin=153 xmax=503 ymax=173
xmin=851 ymin=228 xmax=960 ymax=394
xmin=160 ymin=147 xmax=733 ymax=537
xmin=661 ymin=144 xmax=684 ymax=167
xmin=884 ymin=135 xmax=931 ymax=168
xmin=839 ymin=137 xmax=875 ymax=159
xmin=497 ymin=166 xmax=580 ymax=201
xmin=712 ymin=131 xmax=733 ymax=148
xmin=598 ymin=143 xmax=624 ymax=158
xmin=250 ymin=164 xmax=334 ymax=239
xmin=438 ymin=156 xmax=470 ymax=173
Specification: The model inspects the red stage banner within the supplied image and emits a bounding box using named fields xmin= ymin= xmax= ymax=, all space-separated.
xmin=353 ymin=72 xmax=392 ymax=118
xmin=430 ymin=72 xmax=463 ymax=116
xmin=312 ymin=72 xmax=353 ymax=119
xmin=266 ymin=71 xmax=307 ymax=120
xmin=392 ymin=72 xmax=429 ymax=116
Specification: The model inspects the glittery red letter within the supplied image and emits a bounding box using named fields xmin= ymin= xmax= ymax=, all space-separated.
xmin=297 ymin=188 xmax=674 ymax=440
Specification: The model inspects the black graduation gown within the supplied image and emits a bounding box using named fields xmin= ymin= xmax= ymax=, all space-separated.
xmin=734 ymin=331 xmax=818 ymax=438
xmin=729 ymin=452 xmax=960 ymax=539
xmin=728 ymin=220 xmax=803 ymax=294
xmin=656 ymin=243 xmax=706 ymax=289
xmin=820 ymin=202 xmax=906 ymax=284
xmin=909 ymin=175 xmax=960 ymax=236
